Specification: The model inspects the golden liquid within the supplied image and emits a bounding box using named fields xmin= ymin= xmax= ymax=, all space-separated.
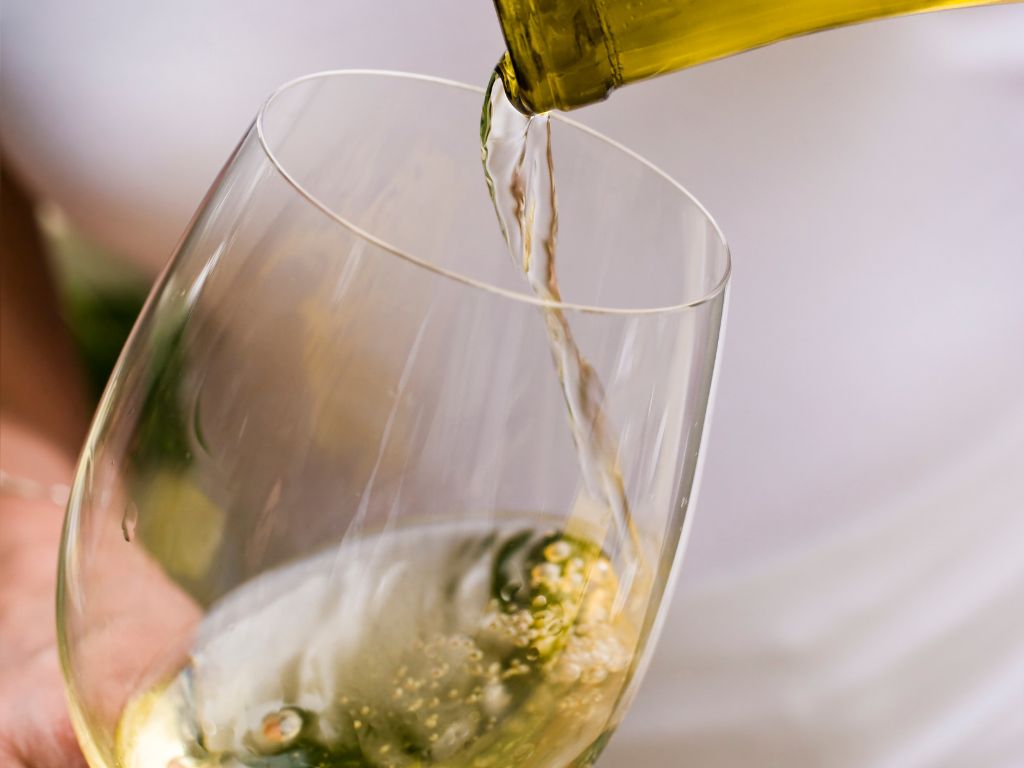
xmin=481 ymin=75 xmax=642 ymax=599
xmin=115 ymin=519 xmax=640 ymax=768
xmin=493 ymin=0 xmax=1015 ymax=112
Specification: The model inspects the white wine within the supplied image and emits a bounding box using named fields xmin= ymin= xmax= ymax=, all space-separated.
xmin=481 ymin=75 xmax=642 ymax=599
xmin=116 ymin=518 xmax=639 ymax=767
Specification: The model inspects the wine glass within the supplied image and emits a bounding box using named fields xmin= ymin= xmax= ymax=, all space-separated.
xmin=57 ymin=70 xmax=730 ymax=768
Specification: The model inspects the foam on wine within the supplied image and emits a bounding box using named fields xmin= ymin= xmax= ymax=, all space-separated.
xmin=116 ymin=519 xmax=637 ymax=767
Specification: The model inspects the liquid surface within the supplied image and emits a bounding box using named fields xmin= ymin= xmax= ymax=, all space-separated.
xmin=116 ymin=519 xmax=637 ymax=767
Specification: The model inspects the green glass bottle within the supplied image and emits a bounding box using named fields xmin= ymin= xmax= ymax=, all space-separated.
xmin=493 ymin=0 xmax=1014 ymax=113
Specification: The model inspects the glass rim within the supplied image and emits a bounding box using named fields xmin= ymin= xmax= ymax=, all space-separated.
xmin=255 ymin=69 xmax=732 ymax=316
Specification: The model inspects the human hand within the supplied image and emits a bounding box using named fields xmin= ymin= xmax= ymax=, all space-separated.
xmin=0 ymin=421 xmax=201 ymax=768
xmin=0 ymin=422 xmax=86 ymax=768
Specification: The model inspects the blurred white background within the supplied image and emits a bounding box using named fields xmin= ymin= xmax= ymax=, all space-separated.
xmin=2 ymin=2 xmax=1023 ymax=765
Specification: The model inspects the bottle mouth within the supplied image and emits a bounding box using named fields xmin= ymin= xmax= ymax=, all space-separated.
xmin=493 ymin=53 xmax=533 ymax=116
xmin=492 ymin=0 xmax=622 ymax=113
xmin=255 ymin=69 xmax=731 ymax=317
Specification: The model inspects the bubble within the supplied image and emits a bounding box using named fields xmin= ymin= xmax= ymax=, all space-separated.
xmin=499 ymin=580 xmax=524 ymax=602
xmin=532 ymin=562 xmax=561 ymax=587
xmin=544 ymin=540 xmax=572 ymax=563
xmin=257 ymin=707 xmax=303 ymax=750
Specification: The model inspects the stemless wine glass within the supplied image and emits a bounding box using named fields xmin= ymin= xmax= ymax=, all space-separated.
xmin=58 ymin=71 xmax=730 ymax=768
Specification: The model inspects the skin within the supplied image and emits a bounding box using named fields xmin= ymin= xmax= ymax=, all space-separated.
xmin=1 ymin=164 xmax=90 ymax=767
xmin=0 ymin=425 xmax=85 ymax=768
xmin=1 ymin=167 xmax=200 ymax=767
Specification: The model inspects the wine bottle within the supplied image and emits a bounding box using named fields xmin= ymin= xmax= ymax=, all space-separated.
xmin=493 ymin=0 xmax=1014 ymax=112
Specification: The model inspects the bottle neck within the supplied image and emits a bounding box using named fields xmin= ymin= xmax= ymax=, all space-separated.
xmin=494 ymin=0 xmax=618 ymax=114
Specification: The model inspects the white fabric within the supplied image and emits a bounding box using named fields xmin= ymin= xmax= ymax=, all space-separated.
xmin=2 ymin=2 xmax=1023 ymax=765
